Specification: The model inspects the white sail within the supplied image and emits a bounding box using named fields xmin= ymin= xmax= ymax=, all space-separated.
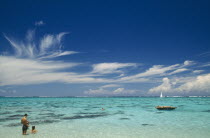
xmin=160 ymin=92 xmax=163 ymax=98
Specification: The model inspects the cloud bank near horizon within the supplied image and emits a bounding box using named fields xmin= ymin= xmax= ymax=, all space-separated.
xmin=84 ymin=84 xmax=141 ymax=95
xmin=149 ymin=74 xmax=210 ymax=94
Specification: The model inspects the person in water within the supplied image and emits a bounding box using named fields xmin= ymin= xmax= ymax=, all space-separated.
xmin=21 ymin=114 xmax=29 ymax=135
xmin=31 ymin=126 xmax=38 ymax=134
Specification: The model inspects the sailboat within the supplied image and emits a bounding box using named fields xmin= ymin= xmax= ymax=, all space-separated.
xmin=160 ymin=92 xmax=163 ymax=98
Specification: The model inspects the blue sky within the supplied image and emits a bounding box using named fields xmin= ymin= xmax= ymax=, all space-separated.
xmin=0 ymin=0 xmax=210 ymax=96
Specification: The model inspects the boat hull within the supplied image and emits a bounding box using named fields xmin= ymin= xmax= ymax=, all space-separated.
xmin=156 ymin=106 xmax=176 ymax=110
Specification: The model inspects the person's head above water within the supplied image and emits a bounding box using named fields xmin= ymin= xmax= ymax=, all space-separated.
xmin=32 ymin=126 xmax=35 ymax=130
xmin=24 ymin=114 xmax=28 ymax=117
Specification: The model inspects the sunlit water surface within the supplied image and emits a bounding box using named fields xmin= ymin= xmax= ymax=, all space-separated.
xmin=0 ymin=97 xmax=210 ymax=138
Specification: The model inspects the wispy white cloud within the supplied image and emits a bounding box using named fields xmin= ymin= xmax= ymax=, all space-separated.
xmin=101 ymin=84 xmax=121 ymax=88
xmin=113 ymin=88 xmax=139 ymax=94
xmin=35 ymin=21 xmax=45 ymax=26
xmin=168 ymin=68 xmax=189 ymax=75
xmin=4 ymin=34 xmax=36 ymax=58
xmin=183 ymin=60 xmax=195 ymax=66
xmin=92 ymin=62 xmax=137 ymax=74
xmin=38 ymin=51 xmax=78 ymax=59
xmin=84 ymin=88 xmax=109 ymax=95
xmin=4 ymin=30 xmax=75 ymax=59
xmin=84 ymin=85 xmax=140 ymax=95
xmin=197 ymin=51 xmax=210 ymax=57
xmin=119 ymin=60 xmax=199 ymax=83
xmin=0 ymin=88 xmax=16 ymax=94
xmin=39 ymin=32 xmax=69 ymax=55
xmin=200 ymin=62 xmax=210 ymax=67
xmin=84 ymin=84 xmax=120 ymax=95
xmin=192 ymin=70 xmax=204 ymax=74
xmin=0 ymin=56 xmax=81 ymax=86
xmin=1 ymin=29 xmax=85 ymax=86
xmin=119 ymin=64 xmax=179 ymax=82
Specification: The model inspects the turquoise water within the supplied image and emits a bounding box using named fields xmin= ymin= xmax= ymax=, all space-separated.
xmin=0 ymin=97 xmax=210 ymax=138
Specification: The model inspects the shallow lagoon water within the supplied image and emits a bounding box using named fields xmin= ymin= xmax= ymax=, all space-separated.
xmin=0 ymin=97 xmax=210 ymax=138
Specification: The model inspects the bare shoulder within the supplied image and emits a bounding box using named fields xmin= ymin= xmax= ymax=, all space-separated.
xmin=21 ymin=117 xmax=25 ymax=122
xmin=21 ymin=117 xmax=28 ymax=125
xmin=31 ymin=130 xmax=38 ymax=133
xmin=22 ymin=117 xmax=26 ymax=120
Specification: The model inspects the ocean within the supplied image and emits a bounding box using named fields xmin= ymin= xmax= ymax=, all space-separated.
xmin=0 ymin=97 xmax=210 ymax=138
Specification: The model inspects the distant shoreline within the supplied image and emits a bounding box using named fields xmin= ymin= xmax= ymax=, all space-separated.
xmin=0 ymin=96 xmax=210 ymax=98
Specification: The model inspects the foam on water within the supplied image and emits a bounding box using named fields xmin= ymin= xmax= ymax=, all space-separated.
xmin=0 ymin=97 xmax=210 ymax=138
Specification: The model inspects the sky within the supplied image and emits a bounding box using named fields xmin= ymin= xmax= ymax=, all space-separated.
xmin=0 ymin=0 xmax=210 ymax=96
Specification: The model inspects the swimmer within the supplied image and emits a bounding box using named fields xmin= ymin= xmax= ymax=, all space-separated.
xmin=31 ymin=126 xmax=38 ymax=134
